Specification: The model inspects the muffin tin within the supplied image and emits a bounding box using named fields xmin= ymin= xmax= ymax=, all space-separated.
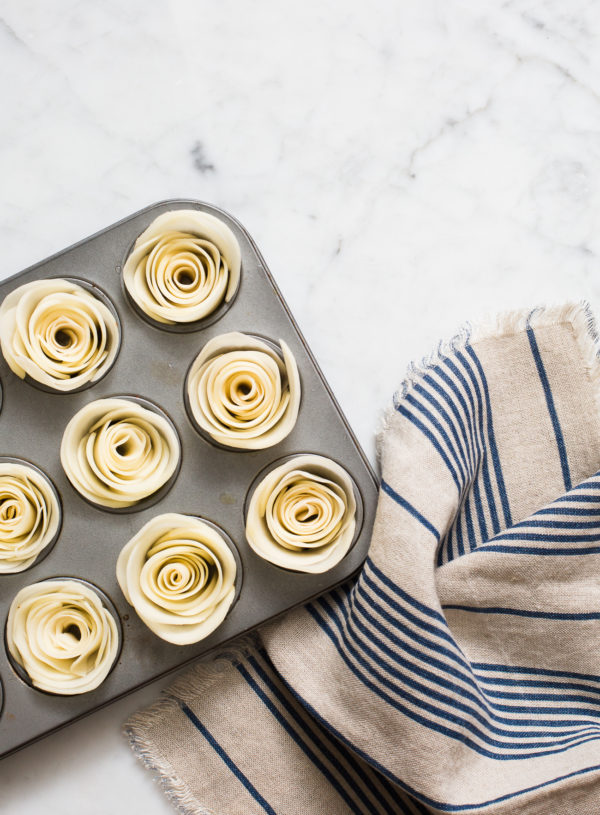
xmin=0 ymin=199 xmax=377 ymax=758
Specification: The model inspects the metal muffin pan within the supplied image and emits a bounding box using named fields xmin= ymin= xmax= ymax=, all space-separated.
xmin=0 ymin=199 xmax=378 ymax=759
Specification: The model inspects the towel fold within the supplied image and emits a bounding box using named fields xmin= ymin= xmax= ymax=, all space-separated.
xmin=126 ymin=304 xmax=600 ymax=814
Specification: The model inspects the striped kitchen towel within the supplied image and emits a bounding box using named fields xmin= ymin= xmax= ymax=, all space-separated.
xmin=126 ymin=303 xmax=600 ymax=814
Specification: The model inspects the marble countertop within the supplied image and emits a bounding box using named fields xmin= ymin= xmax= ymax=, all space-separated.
xmin=1 ymin=0 xmax=600 ymax=812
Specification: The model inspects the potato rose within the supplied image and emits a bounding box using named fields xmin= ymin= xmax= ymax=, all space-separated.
xmin=123 ymin=209 xmax=241 ymax=324
xmin=6 ymin=579 xmax=120 ymax=695
xmin=186 ymin=332 xmax=301 ymax=449
xmin=117 ymin=513 xmax=237 ymax=645
xmin=246 ymin=455 xmax=357 ymax=573
xmin=0 ymin=462 xmax=60 ymax=573
xmin=0 ymin=278 xmax=119 ymax=391
xmin=61 ymin=398 xmax=180 ymax=508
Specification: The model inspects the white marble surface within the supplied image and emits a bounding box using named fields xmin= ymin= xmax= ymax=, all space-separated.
xmin=1 ymin=0 xmax=600 ymax=811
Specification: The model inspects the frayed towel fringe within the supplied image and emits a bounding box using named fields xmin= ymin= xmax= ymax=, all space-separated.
xmin=124 ymin=636 xmax=259 ymax=815
xmin=376 ymin=301 xmax=600 ymax=461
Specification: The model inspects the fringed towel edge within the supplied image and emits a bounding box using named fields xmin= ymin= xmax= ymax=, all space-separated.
xmin=376 ymin=301 xmax=600 ymax=461
xmin=125 ymin=694 xmax=209 ymax=815
xmin=123 ymin=636 xmax=259 ymax=815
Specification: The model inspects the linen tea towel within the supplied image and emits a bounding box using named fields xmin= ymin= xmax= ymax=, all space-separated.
xmin=126 ymin=304 xmax=600 ymax=814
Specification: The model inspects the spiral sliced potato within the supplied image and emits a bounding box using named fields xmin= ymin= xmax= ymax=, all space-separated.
xmin=6 ymin=580 xmax=120 ymax=695
xmin=123 ymin=210 xmax=241 ymax=325
xmin=186 ymin=332 xmax=301 ymax=449
xmin=61 ymin=398 xmax=180 ymax=509
xmin=117 ymin=513 xmax=237 ymax=645
xmin=0 ymin=278 xmax=119 ymax=391
xmin=246 ymin=455 xmax=357 ymax=573
xmin=0 ymin=462 xmax=60 ymax=573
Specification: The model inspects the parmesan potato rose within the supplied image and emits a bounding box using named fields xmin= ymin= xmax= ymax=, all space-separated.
xmin=122 ymin=210 xmax=241 ymax=325
xmin=245 ymin=455 xmax=357 ymax=573
xmin=186 ymin=332 xmax=301 ymax=450
xmin=6 ymin=579 xmax=120 ymax=695
xmin=61 ymin=398 xmax=180 ymax=509
xmin=0 ymin=278 xmax=119 ymax=391
xmin=0 ymin=462 xmax=60 ymax=573
xmin=117 ymin=513 xmax=237 ymax=645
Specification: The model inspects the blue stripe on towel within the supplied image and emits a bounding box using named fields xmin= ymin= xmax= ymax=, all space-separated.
xmin=464 ymin=345 xmax=512 ymax=528
xmin=472 ymin=662 xmax=600 ymax=683
xmin=508 ymin=518 xmax=600 ymax=529
xmin=380 ymin=480 xmax=440 ymax=539
xmin=443 ymin=605 xmax=600 ymax=621
xmin=324 ymin=592 xmax=600 ymax=733
xmin=393 ymin=343 xmax=517 ymax=565
xmin=537 ymin=506 xmax=600 ymax=516
xmin=308 ymin=602 xmax=600 ymax=758
xmin=312 ymin=567 xmax=600 ymax=753
xmin=346 ymin=587 xmax=600 ymax=713
xmin=454 ymin=350 xmax=502 ymax=535
xmin=366 ymin=558 xmax=448 ymax=624
xmin=396 ymin=402 xmax=462 ymax=491
xmin=403 ymin=392 xmax=468 ymax=485
xmin=334 ymin=589 xmax=600 ymax=729
xmin=556 ymin=493 xmax=600 ymax=503
xmin=473 ymin=544 xmax=600 ymax=556
xmin=398 ymin=345 xmax=513 ymax=564
xmin=179 ymin=701 xmax=277 ymax=815
xmin=243 ymin=652 xmax=413 ymax=815
xmin=489 ymin=531 xmax=600 ymax=542
xmin=421 ymin=372 xmax=476 ymax=471
xmin=355 ymin=578 xmax=479 ymax=682
xmin=236 ymin=662 xmax=375 ymax=815
xmin=271 ymin=668 xmax=600 ymax=812
xmin=412 ymin=384 xmax=471 ymax=478
xmin=355 ymin=572 xmax=600 ymax=712
xmin=470 ymin=475 xmax=600 ymax=555
xmin=527 ymin=326 xmax=572 ymax=491
xmin=430 ymin=364 xmax=489 ymax=544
